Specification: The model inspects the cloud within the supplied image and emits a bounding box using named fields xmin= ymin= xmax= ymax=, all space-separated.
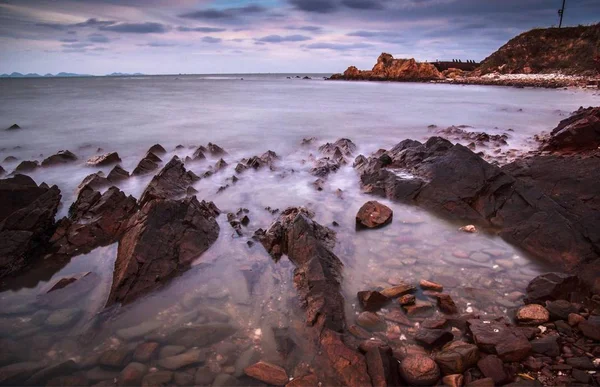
xmin=257 ymin=34 xmax=312 ymax=43
xmin=100 ymin=22 xmax=169 ymax=33
xmin=60 ymin=38 xmax=78 ymax=43
xmin=179 ymin=5 xmax=265 ymax=20
xmin=88 ymin=33 xmax=110 ymax=43
xmin=285 ymin=25 xmax=322 ymax=32
xmin=288 ymin=0 xmax=338 ymax=13
xmin=177 ymin=26 xmax=227 ymax=33
xmin=37 ymin=18 xmax=116 ymax=31
xmin=201 ymin=36 xmax=221 ymax=43
xmin=341 ymin=0 xmax=386 ymax=9
xmin=142 ymin=42 xmax=177 ymax=47
xmin=346 ymin=30 xmax=406 ymax=43
xmin=305 ymin=42 xmax=374 ymax=50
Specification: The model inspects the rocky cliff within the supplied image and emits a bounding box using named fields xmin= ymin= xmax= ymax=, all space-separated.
xmin=477 ymin=24 xmax=600 ymax=76
xmin=330 ymin=53 xmax=443 ymax=81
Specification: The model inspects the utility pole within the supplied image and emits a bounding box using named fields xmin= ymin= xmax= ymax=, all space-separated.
xmin=558 ymin=0 xmax=566 ymax=28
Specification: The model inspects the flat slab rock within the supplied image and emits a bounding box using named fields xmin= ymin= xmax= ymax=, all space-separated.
xmin=106 ymin=196 xmax=219 ymax=306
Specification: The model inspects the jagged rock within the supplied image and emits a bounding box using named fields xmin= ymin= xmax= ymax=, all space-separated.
xmin=107 ymin=165 xmax=130 ymax=182
xmin=87 ymin=152 xmax=121 ymax=166
xmin=318 ymin=138 xmax=357 ymax=157
xmin=6 ymin=124 xmax=20 ymax=131
xmin=132 ymin=153 xmax=161 ymax=176
xmin=236 ymin=151 xmax=278 ymax=174
xmin=542 ymin=106 xmax=600 ymax=152
xmin=76 ymin=172 xmax=108 ymax=193
xmin=356 ymin=137 xmax=598 ymax=270
xmin=357 ymin=290 xmax=389 ymax=312
xmin=399 ymin=355 xmax=440 ymax=386
xmin=333 ymin=53 xmax=443 ymax=81
xmin=515 ymin=304 xmax=550 ymax=325
xmin=15 ymin=160 xmax=39 ymax=173
xmin=106 ymin=196 xmax=219 ymax=305
xmin=148 ymin=144 xmax=166 ymax=155
xmin=435 ymin=294 xmax=458 ymax=314
xmin=41 ymin=150 xmax=77 ymax=167
xmin=356 ymin=201 xmax=393 ymax=229
xmin=435 ymin=341 xmax=480 ymax=375
xmin=207 ymin=143 xmax=226 ymax=156
xmin=244 ymin=361 xmax=288 ymax=385
xmin=50 ymin=186 xmax=137 ymax=256
xmin=0 ymin=175 xmax=61 ymax=278
xmin=0 ymin=165 xmax=4 ymax=177
xmin=192 ymin=147 xmax=206 ymax=160
xmin=139 ymin=156 xmax=200 ymax=205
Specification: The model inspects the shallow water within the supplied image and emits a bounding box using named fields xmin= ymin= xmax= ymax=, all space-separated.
xmin=0 ymin=76 xmax=597 ymax=384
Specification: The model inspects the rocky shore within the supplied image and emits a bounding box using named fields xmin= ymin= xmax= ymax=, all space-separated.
xmin=0 ymin=107 xmax=599 ymax=386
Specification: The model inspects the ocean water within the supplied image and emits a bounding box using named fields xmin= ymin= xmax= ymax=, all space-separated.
xmin=0 ymin=75 xmax=597 ymax=384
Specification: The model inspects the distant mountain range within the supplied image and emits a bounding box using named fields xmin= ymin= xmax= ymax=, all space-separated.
xmin=0 ymin=72 xmax=144 ymax=78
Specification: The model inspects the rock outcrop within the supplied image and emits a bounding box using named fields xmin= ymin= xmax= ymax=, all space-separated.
xmin=234 ymin=151 xmax=278 ymax=174
xmin=41 ymin=150 xmax=77 ymax=167
xmin=132 ymin=152 xmax=161 ymax=176
xmin=354 ymin=137 xmax=599 ymax=270
xmin=106 ymin=196 xmax=219 ymax=306
xmin=540 ymin=106 xmax=600 ymax=152
xmin=330 ymin=53 xmax=443 ymax=82
xmin=50 ymin=186 xmax=138 ymax=256
xmin=86 ymin=152 xmax=122 ymax=166
xmin=139 ymin=156 xmax=200 ymax=205
xmin=0 ymin=175 xmax=61 ymax=279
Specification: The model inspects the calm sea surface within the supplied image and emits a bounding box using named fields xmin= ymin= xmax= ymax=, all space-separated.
xmin=0 ymin=75 xmax=597 ymax=383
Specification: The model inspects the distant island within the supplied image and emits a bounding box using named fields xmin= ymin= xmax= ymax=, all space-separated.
xmin=0 ymin=72 xmax=144 ymax=78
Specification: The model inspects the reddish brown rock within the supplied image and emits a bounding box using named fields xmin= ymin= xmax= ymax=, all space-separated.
xmin=468 ymin=319 xmax=531 ymax=362
xmin=525 ymin=272 xmax=580 ymax=304
xmin=542 ymin=106 xmax=600 ymax=152
xmin=399 ymin=355 xmax=441 ymax=386
xmin=435 ymin=341 xmax=480 ymax=375
xmin=515 ymin=304 xmax=550 ymax=325
xmin=477 ymin=355 xmax=508 ymax=385
xmin=442 ymin=374 xmax=464 ymax=387
xmin=381 ymin=282 xmax=416 ymax=298
xmin=333 ymin=53 xmax=443 ymax=82
xmin=41 ymin=150 xmax=77 ymax=167
xmin=357 ymin=290 xmax=389 ymax=312
xmin=87 ymin=152 xmax=121 ymax=166
xmin=414 ymin=328 xmax=454 ymax=349
xmin=356 ymin=201 xmax=393 ymax=229
xmin=244 ymin=361 xmax=288 ymax=385
xmin=118 ymin=362 xmax=147 ymax=386
xmin=357 ymin=311 xmax=387 ymax=332
xmin=579 ymin=315 xmax=600 ymax=341
xmin=285 ymin=374 xmax=317 ymax=387
xmin=133 ymin=342 xmax=160 ymax=363
xmin=318 ymin=329 xmax=372 ymax=387
xmin=106 ymin=196 xmax=219 ymax=306
xmin=404 ymin=300 xmax=434 ymax=317
xmin=0 ymin=175 xmax=61 ymax=278
xmin=383 ymin=308 xmax=412 ymax=326
xmin=365 ymin=346 xmax=401 ymax=387
xmin=398 ymin=294 xmax=416 ymax=305
xmin=132 ymin=153 xmax=161 ymax=176
xmin=139 ymin=156 xmax=200 ymax=205
xmin=107 ymin=165 xmax=130 ymax=182
xmin=420 ymin=279 xmax=443 ymax=292
xmin=435 ymin=293 xmax=458 ymax=314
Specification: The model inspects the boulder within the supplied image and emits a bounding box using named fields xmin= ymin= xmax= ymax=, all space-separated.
xmin=542 ymin=106 xmax=600 ymax=152
xmin=545 ymin=299 xmax=577 ymax=320
xmin=468 ymin=319 xmax=531 ymax=362
xmin=41 ymin=150 xmax=77 ymax=167
xmin=524 ymin=272 xmax=579 ymax=304
xmin=148 ymin=144 xmax=166 ymax=155
xmin=50 ymin=186 xmax=137 ymax=256
xmin=0 ymin=175 xmax=61 ymax=279
xmin=515 ymin=304 xmax=550 ymax=325
xmin=139 ymin=156 xmax=200 ymax=205
xmin=579 ymin=315 xmax=600 ymax=341
xmin=15 ymin=160 xmax=39 ymax=173
xmin=106 ymin=196 xmax=220 ymax=305
xmin=399 ymin=355 xmax=440 ymax=386
xmin=530 ymin=335 xmax=560 ymax=357
xmin=477 ymin=355 xmax=509 ymax=385
xmin=356 ymin=201 xmax=393 ymax=229
xmin=235 ymin=151 xmax=278 ymax=173
xmin=244 ymin=361 xmax=288 ymax=385
xmin=435 ymin=341 xmax=480 ymax=375
xmin=357 ymin=290 xmax=389 ymax=312
xmin=87 ymin=152 xmax=121 ymax=166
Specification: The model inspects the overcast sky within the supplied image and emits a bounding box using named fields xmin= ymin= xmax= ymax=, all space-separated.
xmin=1 ymin=0 xmax=597 ymax=75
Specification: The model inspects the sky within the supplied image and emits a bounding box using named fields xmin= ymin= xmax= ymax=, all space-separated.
xmin=0 ymin=0 xmax=598 ymax=75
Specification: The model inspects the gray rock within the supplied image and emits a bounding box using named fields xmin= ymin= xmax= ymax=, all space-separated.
xmin=166 ymin=323 xmax=236 ymax=348
xmin=212 ymin=373 xmax=238 ymax=386
xmin=159 ymin=346 xmax=186 ymax=359
xmin=141 ymin=370 xmax=173 ymax=387
xmin=157 ymin=349 xmax=206 ymax=370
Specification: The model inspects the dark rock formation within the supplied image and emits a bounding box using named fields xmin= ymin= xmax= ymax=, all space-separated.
xmin=355 ymin=137 xmax=599 ymax=270
xmin=207 ymin=143 xmax=227 ymax=156
xmin=234 ymin=151 xmax=278 ymax=174
xmin=148 ymin=144 xmax=166 ymax=155
xmin=310 ymin=138 xmax=356 ymax=178
xmin=6 ymin=124 xmax=20 ymax=131
xmin=50 ymin=186 xmax=137 ymax=256
xmin=132 ymin=152 xmax=161 ymax=176
xmin=139 ymin=156 xmax=200 ymax=205
xmin=41 ymin=150 xmax=77 ymax=167
xmin=0 ymin=165 xmax=4 ymax=177
xmin=106 ymin=196 xmax=219 ymax=305
xmin=330 ymin=53 xmax=443 ymax=81
xmin=539 ymin=106 xmax=600 ymax=152
xmin=86 ymin=152 xmax=121 ymax=166
xmin=435 ymin=126 xmax=508 ymax=149
xmin=0 ymin=175 xmax=61 ymax=279
xmin=15 ymin=160 xmax=39 ymax=173
xmin=107 ymin=165 xmax=130 ymax=182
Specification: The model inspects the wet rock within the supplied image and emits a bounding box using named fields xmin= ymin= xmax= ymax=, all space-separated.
xmin=383 ymin=308 xmax=412 ymax=326
xmin=468 ymin=319 xmax=531 ymax=362
xmin=41 ymin=150 xmax=77 ymax=167
xmin=107 ymin=196 xmax=219 ymax=305
xmin=76 ymin=172 xmax=109 ymax=193
xmin=132 ymin=153 xmax=160 ymax=176
xmin=244 ymin=361 xmax=288 ymax=385
xmin=46 ymin=375 xmax=88 ymax=386
xmin=148 ymin=144 xmax=166 ymax=155
xmin=477 ymin=355 xmax=508 ymax=385
xmin=567 ymin=313 xmax=585 ymax=327
xmin=420 ymin=279 xmax=443 ymax=292
xmin=318 ymin=329 xmax=371 ymax=386
xmin=525 ymin=272 xmax=580 ymax=304
xmin=579 ymin=315 xmax=600 ymax=340
xmin=415 ymin=328 xmax=454 ymax=349
xmin=6 ymin=124 xmax=20 ymax=131
xmin=87 ymin=152 xmax=121 ymax=166
xmin=141 ymin=370 xmax=173 ymax=387
xmin=194 ymin=367 xmax=215 ymax=385
xmin=99 ymin=348 xmax=132 ymax=368
xmin=107 ymin=165 xmax=130 ymax=182
xmin=0 ymin=166 xmax=4 ymax=177
xmin=212 ymin=373 xmax=238 ymax=386
xmin=572 ymin=368 xmax=592 ymax=384
xmin=442 ymin=374 xmax=464 ymax=387
xmin=45 ymin=308 xmax=81 ymax=329
xmin=566 ymin=356 xmax=595 ymax=370
xmin=381 ymin=282 xmax=416 ymax=298
xmin=435 ymin=293 xmax=458 ymax=314
xmin=399 ymin=354 xmax=440 ymax=386
xmin=50 ymin=186 xmax=137 ymax=256
xmin=286 ymin=373 xmax=317 ymax=387
xmin=24 ymin=360 xmax=78 ymax=386
xmin=435 ymin=341 xmax=480 ymax=375
xmin=364 ymin=346 xmax=401 ymax=387
xmin=465 ymin=377 xmax=494 ymax=386
xmin=139 ymin=156 xmax=200 ymax=205
xmin=516 ymin=304 xmax=550 ymax=325
xmin=0 ymin=175 xmax=61 ymax=279
xmin=545 ymin=299 xmax=577 ymax=320
xmin=159 ymin=346 xmax=186 ymax=359
xmin=133 ymin=342 xmax=160 ymax=362
xmin=404 ymin=300 xmax=434 ymax=317
xmin=157 ymin=349 xmax=206 ymax=370
xmin=173 ymin=371 xmax=194 ymax=386
xmin=357 ymin=311 xmax=387 ymax=331
xmin=357 ymin=290 xmax=389 ymax=312
xmin=119 ymin=362 xmax=147 ymax=386
xmin=530 ymin=335 xmax=560 ymax=357
xmin=166 ymin=323 xmax=236 ymax=348
xmin=356 ymin=201 xmax=393 ymax=229
xmin=541 ymin=106 xmax=600 ymax=152
xmin=0 ymin=362 xmax=46 ymax=385
xmin=15 ymin=160 xmax=39 ymax=173
xmin=398 ymin=294 xmax=416 ymax=305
